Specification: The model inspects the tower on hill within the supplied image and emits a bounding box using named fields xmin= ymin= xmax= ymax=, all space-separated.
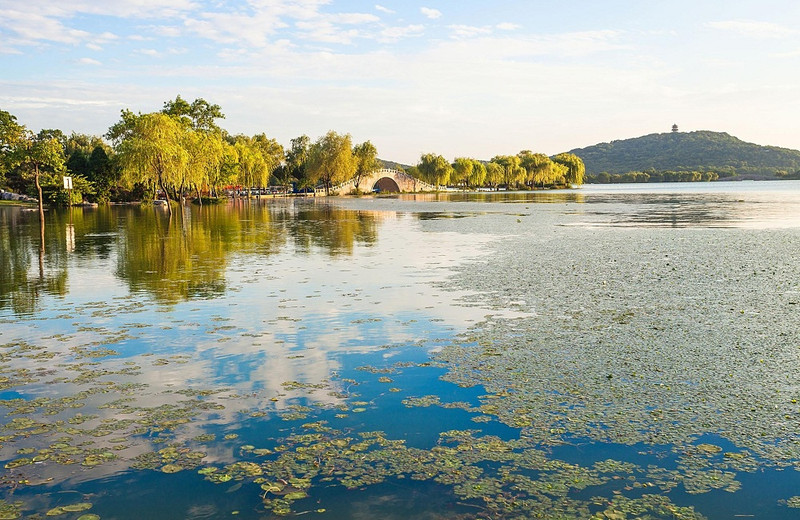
xmin=671 ymin=124 xmax=679 ymax=133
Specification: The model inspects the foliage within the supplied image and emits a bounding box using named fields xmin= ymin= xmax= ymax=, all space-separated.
xmin=115 ymin=112 xmax=188 ymax=213
xmin=11 ymin=130 xmax=66 ymax=218
xmin=162 ymin=95 xmax=225 ymax=132
xmin=417 ymin=153 xmax=452 ymax=187
xmin=0 ymin=109 xmax=25 ymax=185
xmin=353 ymin=140 xmax=379 ymax=192
xmin=552 ymin=152 xmax=586 ymax=185
xmin=282 ymin=135 xmax=310 ymax=191
xmin=571 ymin=130 xmax=800 ymax=178
xmin=588 ymin=170 xmax=720 ymax=184
xmin=490 ymin=155 xmax=525 ymax=188
xmin=484 ymin=161 xmax=504 ymax=189
xmin=306 ymin=131 xmax=356 ymax=193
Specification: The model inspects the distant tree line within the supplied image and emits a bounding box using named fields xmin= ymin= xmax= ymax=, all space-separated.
xmin=587 ymin=170 xmax=720 ymax=184
xmin=409 ymin=151 xmax=585 ymax=190
xmin=1 ymin=97 xmax=585 ymax=212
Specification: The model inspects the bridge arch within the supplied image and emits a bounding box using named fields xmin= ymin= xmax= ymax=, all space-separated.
xmin=326 ymin=168 xmax=438 ymax=195
xmin=373 ymin=177 xmax=400 ymax=193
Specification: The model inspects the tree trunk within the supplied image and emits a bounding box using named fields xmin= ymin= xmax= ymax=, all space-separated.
xmin=196 ymin=186 xmax=202 ymax=206
xmin=159 ymin=175 xmax=173 ymax=216
xmin=35 ymin=164 xmax=45 ymax=251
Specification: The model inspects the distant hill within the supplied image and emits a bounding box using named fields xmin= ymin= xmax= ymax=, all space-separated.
xmin=570 ymin=131 xmax=800 ymax=178
xmin=378 ymin=159 xmax=412 ymax=171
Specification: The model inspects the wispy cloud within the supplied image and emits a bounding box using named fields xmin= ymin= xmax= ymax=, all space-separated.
xmin=0 ymin=0 xmax=196 ymax=47
xmin=420 ymin=7 xmax=442 ymax=20
xmin=448 ymin=25 xmax=493 ymax=39
xmin=77 ymin=57 xmax=102 ymax=65
xmin=375 ymin=5 xmax=394 ymax=14
xmin=706 ymin=20 xmax=795 ymax=39
xmin=496 ymin=23 xmax=520 ymax=32
xmin=379 ymin=24 xmax=425 ymax=43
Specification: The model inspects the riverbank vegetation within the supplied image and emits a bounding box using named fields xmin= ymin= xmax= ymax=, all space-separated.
xmin=1 ymin=97 xmax=584 ymax=208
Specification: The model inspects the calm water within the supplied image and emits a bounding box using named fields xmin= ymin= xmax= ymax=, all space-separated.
xmin=0 ymin=181 xmax=799 ymax=519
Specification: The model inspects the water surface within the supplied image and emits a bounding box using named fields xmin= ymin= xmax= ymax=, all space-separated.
xmin=1 ymin=182 xmax=799 ymax=519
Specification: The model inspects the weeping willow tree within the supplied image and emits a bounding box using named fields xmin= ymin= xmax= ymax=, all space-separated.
xmin=114 ymin=113 xmax=188 ymax=216
xmin=184 ymin=130 xmax=225 ymax=203
xmin=552 ymin=152 xmax=586 ymax=186
xmin=352 ymin=140 xmax=379 ymax=192
xmin=417 ymin=153 xmax=452 ymax=188
xmin=490 ymin=155 xmax=525 ymax=189
xmin=518 ymin=151 xmax=556 ymax=187
xmin=233 ymin=137 xmax=268 ymax=195
xmin=307 ymin=131 xmax=356 ymax=194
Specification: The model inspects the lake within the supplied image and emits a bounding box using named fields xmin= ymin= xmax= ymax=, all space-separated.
xmin=1 ymin=180 xmax=799 ymax=519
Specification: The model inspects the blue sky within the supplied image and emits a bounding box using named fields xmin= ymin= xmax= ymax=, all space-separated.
xmin=2 ymin=0 xmax=799 ymax=164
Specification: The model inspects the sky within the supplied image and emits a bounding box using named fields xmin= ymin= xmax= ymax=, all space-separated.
xmin=2 ymin=0 xmax=800 ymax=164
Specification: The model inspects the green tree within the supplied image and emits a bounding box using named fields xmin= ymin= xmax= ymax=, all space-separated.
xmin=283 ymin=135 xmax=310 ymax=192
xmin=417 ymin=153 xmax=452 ymax=188
xmin=252 ymin=133 xmax=284 ymax=183
xmin=0 ymin=109 xmax=25 ymax=185
xmin=114 ymin=112 xmax=188 ymax=215
xmin=352 ymin=140 xmax=379 ymax=192
xmin=491 ymin=155 xmax=524 ymax=189
xmin=88 ymin=145 xmax=116 ymax=202
xmin=518 ymin=151 xmax=555 ymax=187
xmin=11 ymin=130 xmax=66 ymax=247
xmin=452 ymin=157 xmax=474 ymax=189
xmin=184 ymin=130 xmax=225 ymax=203
xmin=65 ymin=150 xmax=90 ymax=178
xmin=162 ymin=95 xmax=225 ymax=132
xmin=106 ymin=109 xmax=140 ymax=143
xmin=307 ymin=131 xmax=356 ymax=194
xmin=469 ymin=161 xmax=487 ymax=188
xmin=484 ymin=162 xmax=504 ymax=190
xmin=233 ymin=137 xmax=268 ymax=195
xmin=552 ymin=152 xmax=586 ymax=185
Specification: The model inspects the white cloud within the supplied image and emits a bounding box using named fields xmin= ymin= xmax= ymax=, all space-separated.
xmin=448 ymin=25 xmax=492 ymax=39
xmin=0 ymin=9 xmax=91 ymax=45
xmin=420 ymin=7 xmax=442 ymax=19
xmin=77 ymin=57 xmax=102 ymax=65
xmin=379 ymin=24 xmax=425 ymax=43
xmin=706 ymin=20 xmax=795 ymax=39
xmin=331 ymin=13 xmax=380 ymax=25
xmin=496 ymin=23 xmax=520 ymax=31
xmin=136 ymin=48 xmax=160 ymax=56
xmin=148 ymin=25 xmax=183 ymax=38
xmin=0 ymin=0 xmax=196 ymax=48
xmin=375 ymin=5 xmax=394 ymax=14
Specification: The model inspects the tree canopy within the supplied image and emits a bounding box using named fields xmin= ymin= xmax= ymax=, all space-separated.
xmin=307 ymin=131 xmax=356 ymax=194
xmin=417 ymin=153 xmax=452 ymax=187
xmin=2 ymin=96 xmax=598 ymax=207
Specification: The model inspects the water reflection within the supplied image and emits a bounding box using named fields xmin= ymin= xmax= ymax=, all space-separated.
xmin=394 ymin=191 xmax=587 ymax=204
xmin=0 ymin=199 xmax=495 ymax=499
xmin=0 ymin=200 xmax=382 ymax=311
xmin=0 ymin=209 xmax=68 ymax=315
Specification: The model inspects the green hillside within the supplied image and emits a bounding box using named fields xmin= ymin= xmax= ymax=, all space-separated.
xmin=570 ymin=131 xmax=800 ymax=179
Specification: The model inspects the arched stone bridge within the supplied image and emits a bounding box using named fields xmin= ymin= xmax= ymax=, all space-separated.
xmin=327 ymin=168 xmax=438 ymax=194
